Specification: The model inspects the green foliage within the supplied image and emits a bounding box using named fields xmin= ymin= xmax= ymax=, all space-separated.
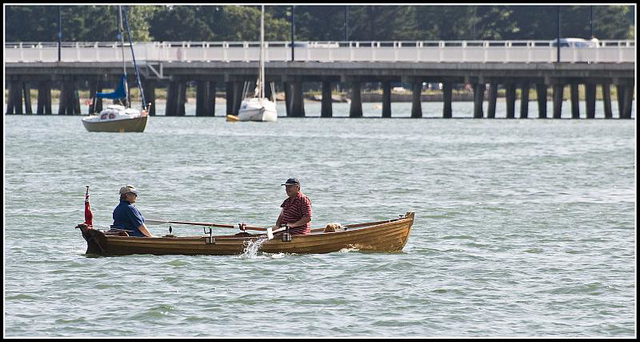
xmin=148 ymin=6 xmax=216 ymax=41
xmin=6 ymin=5 xmax=60 ymax=41
xmin=344 ymin=5 xmax=420 ymax=41
xmin=4 ymin=4 xmax=635 ymax=42
xmin=294 ymin=6 xmax=347 ymax=41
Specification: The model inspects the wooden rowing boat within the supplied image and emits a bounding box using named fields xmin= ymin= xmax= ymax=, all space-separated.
xmin=77 ymin=212 xmax=414 ymax=256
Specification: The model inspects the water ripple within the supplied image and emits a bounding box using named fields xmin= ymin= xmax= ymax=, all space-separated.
xmin=4 ymin=115 xmax=635 ymax=337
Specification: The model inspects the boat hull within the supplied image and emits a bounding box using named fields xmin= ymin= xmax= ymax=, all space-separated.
xmin=78 ymin=212 xmax=414 ymax=256
xmin=237 ymin=109 xmax=277 ymax=122
xmin=237 ymin=98 xmax=277 ymax=122
xmin=82 ymin=115 xmax=148 ymax=132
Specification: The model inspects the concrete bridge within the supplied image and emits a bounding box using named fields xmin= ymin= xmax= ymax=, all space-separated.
xmin=5 ymin=40 xmax=636 ymax=118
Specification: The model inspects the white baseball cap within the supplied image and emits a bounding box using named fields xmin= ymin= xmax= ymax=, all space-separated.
xmin=119 ymin=185 xmax=139 ymax=195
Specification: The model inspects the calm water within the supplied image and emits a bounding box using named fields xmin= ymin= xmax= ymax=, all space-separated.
xmin=3 ymin=102 xmax=636 ymax=337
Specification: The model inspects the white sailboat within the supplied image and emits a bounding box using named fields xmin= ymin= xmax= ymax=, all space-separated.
xmin=233 ymin=5 xmax=277 ymax=122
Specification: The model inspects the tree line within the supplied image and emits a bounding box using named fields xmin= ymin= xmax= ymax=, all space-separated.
xmin=5 ymin=5 xmax=634 ymax=43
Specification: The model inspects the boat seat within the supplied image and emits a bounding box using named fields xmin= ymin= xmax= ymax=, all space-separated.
xmin=105 ymin=228 xmax=129 ymax=236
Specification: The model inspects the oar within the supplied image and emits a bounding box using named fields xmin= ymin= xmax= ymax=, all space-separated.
xmin=145 ymin=218 xmax=269 ymax=231
xmin=147 ymin=218 xmax=291 ymax=240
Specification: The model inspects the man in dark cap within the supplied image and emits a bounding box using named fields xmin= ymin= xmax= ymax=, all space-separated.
xmin=112 ymin=185 xmax=154 ymax=237
xmin=274 ymin=178 xmax=312 ymax=235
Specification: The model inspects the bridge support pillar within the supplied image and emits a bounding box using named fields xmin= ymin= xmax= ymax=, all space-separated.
xmin=166 ymin=82 xmax=176 ymax=116
xmin=570 ymin=83 xmax=580 ymax=119
xmin=196 ymin=80 xmax=215 ymax=116
xmin=57 ymin=79 xmax=68 ymax=115
xmin=289 ymin=81 xmax=305 ymax=117
xmin=226 ymin=81 xmax=234 ymax=115
xmin=59 ymin=77 xmax=80 ymax=115
xmin=321 ymin=81 xmax=332 ymax=118
xmin=553 ymin=84 xmax=564 ymax=119
xmin=196 ymin=80 xmax=206 ymax=116
xmin=283 ymin=82 xmax=291 ymax=116
xmin=505 ymin=83 xmax=516 ymax=119
xmin=264 ymin=81 xmax=271 ymax=100
xmin=520 ymin=82 xmax=529 ymax=119
xmin=623 ymin=84 xmax=634 ymax=119
xmin=618 ymin=84 xmax=633 ymax=119
xmin=487 ymin=83 xmax=497 ymax=119
xmin=411 ymin=81 xmax=422 ymax=118
xmin=585 ymin=83 xmax=596 ymax=119
xmin=209 ymin=81 xmax=216 ymax=116
xmin=6 ymin=79 xmax=23 ymax=114
xmin=88 ymin=78 xmax=100 ymax=114
xmin=143 ymin=79 xmax=156 ymax=116
xmin=473 ymin=83 xmax=485 ymax=118
xmin=166 ymin=80 xmax=186 ymax=116
xmin=23 ymin=82 xmax=33 ymax=114
xmin=167 ymin=81 xmax=177 ymax=116
xmin=382 ymin=81 xmax=392 ymax=118
xmin=232 ymin=81 xmax=243 ymax=115
xmin=443 ymin=82 xmax=452 ymax=118
xmin=536 ymin=84 xmax=547 ymax=119
xmin=37 ymin=80 xmax=52 ymax=115
xmin=266 ymin=82 xmax=276 ymax=104
xmin=349 ymin=81 xmax=363 ymax=118
xmin=178 ymin=81 xmax=187 ymax=116
xmin=602 ymin=83 xmax=612 ymax=119
xmin=616 ymin=85 xmax=624 ymax=119
xmin=75 ymin=85 xmax=82 ymax=114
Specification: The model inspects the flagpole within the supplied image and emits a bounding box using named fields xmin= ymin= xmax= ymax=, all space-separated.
xmin=84 ymin=186 xmax=93 ymax=226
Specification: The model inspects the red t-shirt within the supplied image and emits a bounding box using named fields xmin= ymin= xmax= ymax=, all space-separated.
xmin=279 ymin=192 xmax=312 ymax=235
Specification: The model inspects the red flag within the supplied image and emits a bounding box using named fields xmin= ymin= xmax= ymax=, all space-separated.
xmin=84 ymin=186 xmax=93 ymax=226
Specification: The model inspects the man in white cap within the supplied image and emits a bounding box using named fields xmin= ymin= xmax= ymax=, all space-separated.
xmin=274 ymin=178 xmax=312 ymax=235
xmin=112 ymin=185 xmax=154 ymax=237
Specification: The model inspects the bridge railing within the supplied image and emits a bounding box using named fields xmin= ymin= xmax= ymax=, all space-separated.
xmin=4 ymin=40 xmax=635 ymax=64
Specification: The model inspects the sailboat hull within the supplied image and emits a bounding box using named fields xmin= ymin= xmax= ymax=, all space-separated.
xmin=82 ymin=115 xmax=148 ymax=132
xmin=238 ymin=98 xmax=277 ymax=122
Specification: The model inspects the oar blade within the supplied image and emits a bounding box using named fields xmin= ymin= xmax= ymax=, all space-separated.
xmin=266 ymin=227 xmax=274 ymax=240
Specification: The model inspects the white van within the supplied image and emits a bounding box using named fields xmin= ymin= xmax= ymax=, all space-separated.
xmin=551 ymin=38 xmax=597 ymax=48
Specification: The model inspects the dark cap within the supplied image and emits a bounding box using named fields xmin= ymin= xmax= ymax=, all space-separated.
xmin=281 ymin=178 xmax=300 ymax=186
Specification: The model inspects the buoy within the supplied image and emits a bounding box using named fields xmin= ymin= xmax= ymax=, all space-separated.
xmin=226 ymin=115 xmax=239 ymax=122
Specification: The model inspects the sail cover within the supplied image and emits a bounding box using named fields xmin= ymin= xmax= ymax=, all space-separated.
xmin=96 ymin=75 xmax=127 ymax=100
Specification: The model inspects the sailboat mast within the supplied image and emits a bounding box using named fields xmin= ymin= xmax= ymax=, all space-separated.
xmin=122 ymin=6 xmax=147 ymax=111
xmin=118 ymin=6 xmax=129 ymax=107
xmin=260 ymin=5 xmax=265 ymax=99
